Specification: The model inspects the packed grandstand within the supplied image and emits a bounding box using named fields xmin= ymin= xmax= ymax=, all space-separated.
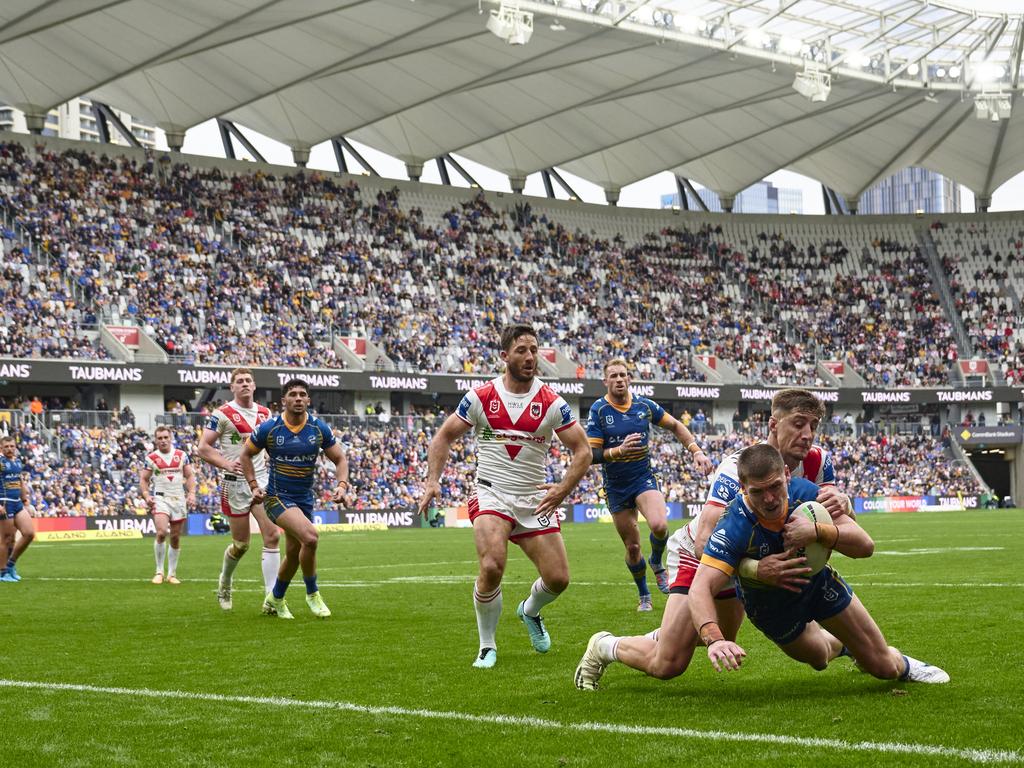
xmin=0 ymin=136 xmax=1016 ymax=514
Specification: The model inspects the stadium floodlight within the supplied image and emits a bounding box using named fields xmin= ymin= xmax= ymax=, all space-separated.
xmin=846 ymin=50 xmax=870 ymax=68
xmin=793 ymin=67 xmax=831 ymax=103
xmin=677 ymin=15 xmax=702 ymax=34
xmin=744 ymin=28 xmax=768 ymax=48
xmin=907 ymin=62 xmax=920 ymax=76
xmin=778 ymin=36 xmax=802 ymax=55
xmin=973 ymin=92 xmax=1012 ymax=122
xmin=486 ymin=1 xmax=534 ymax=45
xmin=970 ymin=61 xmax=1004 ymax=84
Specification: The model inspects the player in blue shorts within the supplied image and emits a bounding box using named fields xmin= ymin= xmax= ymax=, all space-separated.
xmin=690 ymin=443 xmax=948 ymax=684
xmin=0 ymin=435 xmax=35 ymax=582
xmin=241 ymin=378 xmax=350 ymax=619
xmin=586 ymin=358 xmax=712 ymax=610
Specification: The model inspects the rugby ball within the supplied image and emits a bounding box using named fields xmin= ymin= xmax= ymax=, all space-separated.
xmin=792 ymin=501 xmax=832 ymax=575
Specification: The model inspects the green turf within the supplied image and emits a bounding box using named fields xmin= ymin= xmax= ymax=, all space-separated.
xmin=0 ymin=509 xmax=1021 ymax=767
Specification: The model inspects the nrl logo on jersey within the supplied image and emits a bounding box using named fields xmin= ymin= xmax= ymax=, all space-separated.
xmin=489 ymin=399 xmax=500 ymax=414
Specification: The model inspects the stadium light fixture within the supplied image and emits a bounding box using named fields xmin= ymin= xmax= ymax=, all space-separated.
xmin=677 ymin=15 xmax=702 ymax=34
xmin=486 ymin=1 xmax=534 ymax=45
xmin=778 ymin=36 xmax=802 ymax=55
xmin=793 ymin=66 xmax=831 ymax=103
xmin=974 ymin=92 xmax=1012 ymax=122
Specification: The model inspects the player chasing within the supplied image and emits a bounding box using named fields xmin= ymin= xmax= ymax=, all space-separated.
xmin=198 ymin=367 xmax=280 ymax=611
xmin=586 ymin=358 xmax=712 ymax=611
xmin=139 ymin=426 xmax=197 ymax=585
xmin=417 ymin=324 xmax=592 ymax=669
xmin=0 ymin=435 xmax=35 ymax=582
xmin=241 ymin=378 xmax=349 ymax=620
xmin=690 ymin=444 xmax=949 ymax=684
xmin=575 ymin=388 xmax=849 ymax=689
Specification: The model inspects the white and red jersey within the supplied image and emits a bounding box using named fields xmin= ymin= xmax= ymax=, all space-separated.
xmin=144 ymin=449 xmax=189 ymax=498
xmin=455 ymin=376 xmax=577 ymax=495
xmin=682 ymin=442 xmax=835 ymax=542
xmin=205 ymin=400 xmax=270 ymax=476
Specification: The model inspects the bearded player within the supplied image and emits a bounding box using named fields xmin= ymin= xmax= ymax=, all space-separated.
xmin=417 ymin=324 xmax=591 ymax=669
xmin=198 ymin=367 xmax=280 ymax=611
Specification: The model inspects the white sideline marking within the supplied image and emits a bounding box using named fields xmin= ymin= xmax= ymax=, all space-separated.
xmin=0 ymin=679 xmax=1017 ymax=764
xmin=24 ymin=576 xmax=1024 ymax=589
xmin=319 ymin=560 xmax=478 ymax=571
xmin=875 ymin=547 xmax=1005 ymax=556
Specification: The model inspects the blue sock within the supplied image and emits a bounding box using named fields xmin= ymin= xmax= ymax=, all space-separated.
xmin=899 ymin=654 xmax=910 ymax=681
xmin=838 ymin=645 xmax=851 ymax=658
xmin=627 ymin=557 xmax=650 ymax=597
xmin=303 ymin=575 xmax=318 ymax=595
xmin=6 ymin=559 xmax=13 ymax=570
xmin=649 ymin=532 xmax=668 ymax=568
xmin=272 ymin=578 xmax=290 ymax=600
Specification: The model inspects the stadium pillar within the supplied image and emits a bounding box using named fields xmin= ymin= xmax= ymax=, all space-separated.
xmin=605 ymin=187 xmax=620 ymax=206
xmin=845 ymin=196 xmax=859 ymax=215
xmin=720 ymin=195 xmax=735 ymax=213
xmin=291 ymin=145 xmax=310 ymax=168
xmin=405 ymin=162 xmax=423 ymax=182
xmin=509 ymin=175 xmax=526 ymax=194
xmin=975 ymin=195 xmax=991 ymax=212
xmin=19 ymin=105 xmax=47 ymax=134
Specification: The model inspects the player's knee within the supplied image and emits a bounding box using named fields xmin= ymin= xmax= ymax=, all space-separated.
xmin=170 ymin=534 xmax=181 ymax=548
xmin=231 ymin=539 xmax=250 ymax=558
xmin=262 ymin=527 xmax=280 ymax=548
xmin=301 ymin=528 xmax=319 ymax=548
xmin=649 ymin=657 xmax=687 ymax=680
xmin=860 ymin=654 xmax=901 ymax=680
xmin=546 ymin=572 xmax=570 ymax=594
xmin=625 ymin=542 xmax=643 ymax=562
xmin=20 ymin=529 xmax=34 ymax=544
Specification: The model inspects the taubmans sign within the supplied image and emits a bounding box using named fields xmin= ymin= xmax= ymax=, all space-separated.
xmin=2 ymin=359 xmax=1022 ymax=405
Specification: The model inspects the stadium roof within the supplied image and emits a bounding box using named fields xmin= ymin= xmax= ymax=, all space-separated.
xmin=1 ymin=0 xmax=1023 ymax=204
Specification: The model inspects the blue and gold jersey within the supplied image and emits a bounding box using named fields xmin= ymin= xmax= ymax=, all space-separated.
xmin=586 ymin=394 xmax=669 ymax=488
xmin=248 ymin=414 xmax=336 ymax=499
xmin=0 ymin=455 xmax=23 ymax=502
xmin=701 ymin=477 xmax=819 ymax=593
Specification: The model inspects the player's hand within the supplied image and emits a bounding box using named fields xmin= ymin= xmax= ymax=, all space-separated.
xmin=692 ymin=449 xmax=713 ymax=476
xmin=816 ymin=485 xmax=850 ymax=520
xmin=229 ymin=459 xmax=244 ymax=474
xmin=534 ymin=483 xmax=566 ymax=517
xmin=783 ymin=514 xmax=816 ymax=549
xmin=186 ymin=494 xmax=196 ymax=508
xmin=707 ymin=640 xmax=746 ymax=672
xmin=145 ymin=497 xmax=155 ymax=513
xmin=328 ymin=485 xmax=348 ymax=504
xmin=417 ymin=480 xmax=441 ymax=519
xmin=755 ymin=549 xmax=811 ymax=593
xmin=615 ymin=433 xmax=645 ymax=460
xmin=250 ymin=486 xmax=266 ymax=503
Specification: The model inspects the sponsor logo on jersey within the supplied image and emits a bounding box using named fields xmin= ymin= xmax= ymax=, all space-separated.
xmin=530 ymin=402 xmax=542 ymax=419
xmin=489 ymin=398 xmax=500 ymax=414
xmin=710 ymin=529 xmax=730 ymax=549
xmin=559 ymin=403 xmax=573 ymax=423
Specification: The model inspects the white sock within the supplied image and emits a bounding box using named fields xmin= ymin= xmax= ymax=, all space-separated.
xmin=220 ymin=545 xmax=243 ymax=584
xmin=522 ymin=578 xmax=558 ymax=617
xmin=154 ymin=539 xmax=167 ymax=574
xmin=597 ymin=634 xmax=620 ymax=663
xmin=473 ymin=582 xmax=502 ymax=650
xmin=261 ymin=548 xmax=280 ymax=593
xmin=167 ymin=546 xmax=180 ymax=576
xmin=644 ymin=628 xmax=661 ymax=642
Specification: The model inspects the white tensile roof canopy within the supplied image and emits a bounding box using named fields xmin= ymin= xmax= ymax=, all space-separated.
xmin=1 ymin=0 xmax=1022 ymax=205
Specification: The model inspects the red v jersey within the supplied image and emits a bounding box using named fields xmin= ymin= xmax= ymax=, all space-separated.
xmin=145 ymin=448 xmax=188 ymax=496
xmin=206 ymin=401 xmax=271 ymax=474
xmin=456 ymin=376 xmax=577 ymax=494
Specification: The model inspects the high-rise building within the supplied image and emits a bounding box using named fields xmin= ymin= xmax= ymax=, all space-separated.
xmin=857 ymin=167 xmax=961 ymax=214
xmin=661 ymin=180 xmax=803 ymax=214
xmin=0 ymin=98 xmax=157 ymax=148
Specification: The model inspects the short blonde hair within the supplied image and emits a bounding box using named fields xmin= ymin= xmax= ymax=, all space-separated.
xmin=603 ymin=357 xmax=630 ymax=375
xmin=771 ymin=388 xmax=825 ymax=421
xmin=230 ymin=367 xmax=254 ymax=384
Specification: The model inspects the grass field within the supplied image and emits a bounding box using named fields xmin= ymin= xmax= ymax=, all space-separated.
xmin=1 ymin=509 xmax=1021 ymax=767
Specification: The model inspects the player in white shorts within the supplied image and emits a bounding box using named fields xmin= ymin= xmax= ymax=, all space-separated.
xmin=575 ymin=388 xmax=852 ymax=689
xmin=139 ymin=426 xmax=196 ymax=585
xmin=198 ymin=366 xmax=280 ymax=611
xmin=418 ymin=324 xmax=592 ymax=669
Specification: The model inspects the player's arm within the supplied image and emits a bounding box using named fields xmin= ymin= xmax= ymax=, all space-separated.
xmin=322 ymin=442 xmax=350 ymax=504
xmin=783 ymin=512 xmax=873 ymax=559
xmin=591 ymin=432 xmax=644 ymax=464
xmin=417 ymin=413 xmax=473 ymax=518
xmin=183 ymin=460 xmax=197 ymax=507
xmin=240 ymin=438 xmax=266 ymax=503
xmin=690 ymin=563 xmax=746 ymax=672
xmin=139 ymin=465 xmax=155 ymax=513
xmin=536 ymin=421 xmax=592 ymax=517
xmin=816 ymin=484 xmax=854 ymax=521
xmin=20 ymin=472 xmax=29 ymax=505
xmin=657 ymin=412 xmax=713 ymax=475
xmin=198 ymin=424 xmax=239 ymax=473
xmin=692 ymin=500 xmax=726 ymax=556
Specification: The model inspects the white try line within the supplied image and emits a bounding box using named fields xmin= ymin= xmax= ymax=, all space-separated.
xmin=0 ymin=679 xmax=1017 ymax=765
xmin=874 ymin=547 xmax=1005 ymax=556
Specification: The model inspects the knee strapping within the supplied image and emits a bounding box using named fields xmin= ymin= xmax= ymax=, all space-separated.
xmin=231 ymin=539 xmax=250 ymax=558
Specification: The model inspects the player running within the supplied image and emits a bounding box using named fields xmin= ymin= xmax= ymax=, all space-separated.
xmin=575 ymin=388 xmax=849 ymax=689
xmin=242 ymin=378 xmax=349 ymax=620
xmin=586 ymin=358 xmax=712 ymax=610
xmin=0 ymin=435 xmax=35 ymax=582
xmin=692 ymin=444 xmax=948 ymax=683
xmin=198 ymin=367 xmax=280 ymax=611
xmin=139 ymin=426 xmax=197 ymax=585
xmin=417 ymin=324 xmax=592 ymax=669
